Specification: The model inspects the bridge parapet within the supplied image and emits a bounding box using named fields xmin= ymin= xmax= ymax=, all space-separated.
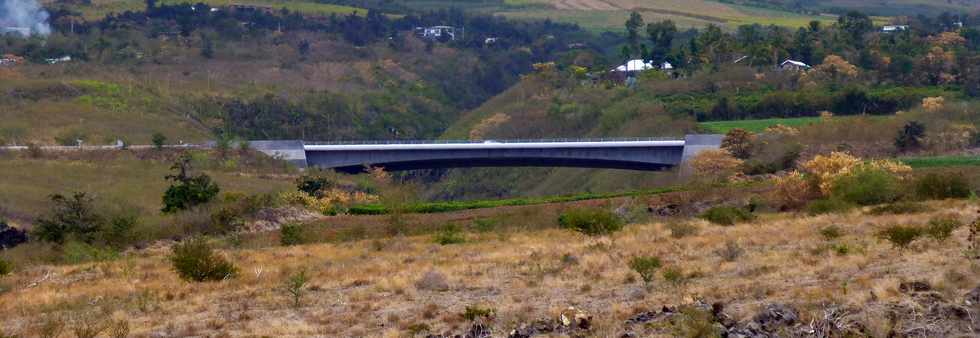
xmin=251 ymin=135 xmax=721 ymax=172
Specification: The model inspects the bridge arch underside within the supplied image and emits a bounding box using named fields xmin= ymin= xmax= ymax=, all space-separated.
xmin=305 ymin=147 xmax=684 ymax=173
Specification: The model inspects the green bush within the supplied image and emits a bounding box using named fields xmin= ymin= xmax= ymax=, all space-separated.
xmin=819 ymin=225 xmax=844 ymax=240
xmin=867 ymin=201 xmax=931 ymax=215
xmin=806 ymin=199 xmax=855 ymax=216
xmin=699 ymin=206 xmax=754 ymax=226
xmin=558 ymin=207 xmax=625 ymax=236
xmin=280 ymin=223 xmax=308 ymax=246
xmin=295 ymin=173 xmax=336 ymax=197
xmin=662 ymin=266 xmax=686 ymax=286
xmin=170 ymin=238 xmax=238 ymax=282
xmin=628 ymin=255 xmax=662 ymax=284
xmin=461 ymin=305 xmax=495 ymax=321
xmin=831 ymin=167 xmax=901 ymax=206
xmin=914 ymin=172 xmax=972 ymax=200
xmin=98 ymin=215 xmax=138 ymax=249
xmin=877 ymin=225 xmax=923 ymax=249
xmin=0 ymin=259 xmax=11 ymax=276
xmin=162 ymin=155 xmax=220 ymax=213
xmin=62 ymin=241 xmax=119 ymax=264
xmin=924 ymin=216 xmax=962 ymax=242
xmin=433 ymin=224 xmax=466 ymax=245
xmin=33 ymin=192 xmax=103 ymax=244
xmin=151 ymin=132 xmax=167 ymax=150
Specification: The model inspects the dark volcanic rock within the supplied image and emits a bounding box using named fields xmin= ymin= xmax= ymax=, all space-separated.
xmin=0 ymin=221 xmax=27 ymax=249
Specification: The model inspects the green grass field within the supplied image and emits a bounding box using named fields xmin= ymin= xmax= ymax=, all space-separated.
xmin=0 ymin=151 xmax=293 ymax=227
xmin=699 ymin=117 xmax=825 ymax=133
xmin=43 ymin=0 xmax=363 ymax=20
xmin=348 ymin=187 xmax=678 ymax=215
xmin=900 ymin=155 xmax=980 ymax=169
xmin=698 ymin=115 xmax=899 ymax=133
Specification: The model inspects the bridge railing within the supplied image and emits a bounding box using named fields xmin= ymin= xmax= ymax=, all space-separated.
xmin=304 ymin=137 xmax=682 ymax=145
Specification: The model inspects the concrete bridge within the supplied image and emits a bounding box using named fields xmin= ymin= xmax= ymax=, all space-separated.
xmin=250 ymin=135 xmax=722 ymax=173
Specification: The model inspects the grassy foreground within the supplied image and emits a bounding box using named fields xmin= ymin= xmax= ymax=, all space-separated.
xmin=0 ymin=200 xmax=976 ymax=336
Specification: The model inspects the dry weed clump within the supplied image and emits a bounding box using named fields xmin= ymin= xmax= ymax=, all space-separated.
xmin=800 ymin=152 xmax=910 ymax=196
xmin=687 ymin=149 xmax=743 ymax=183
xmin=921 ymin=96 xmax=945 ymax=112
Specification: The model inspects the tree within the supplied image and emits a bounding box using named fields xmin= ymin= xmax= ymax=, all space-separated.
xmin=837 ymin=11 xmax=872 ymax=43
xmin=625 ymin=11 xmax=644 ymax=57
xmin=721 ymin=128 xmax=756 ymax=160
xmin=895 ymin=121 xmax=925 ymax=152
xmin=34 ymin=192 xmax=103 ymax=244
xmin=201 ymin=34 xmax=214 ymax=59
xmin=162 ymin=154 xmax=220 ymax=213
xmin=646 ymin=20 xmax=676 ymax=61
xmin=687 ymin=149 xmax=744 ymax=183
xmin=151 ymin=132 xmax=167 ymax=150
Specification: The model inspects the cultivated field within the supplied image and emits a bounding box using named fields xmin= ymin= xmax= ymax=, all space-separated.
xmin=495 ymin=0 xmax=835 ymax=30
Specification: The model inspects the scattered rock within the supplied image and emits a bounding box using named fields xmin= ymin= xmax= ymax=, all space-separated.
xmin=965 ymin=285 xmax=980 ymax=307
xmin=899 ymin=280 xmax=931 ymax=293
xmin=415 ymin=270 xmax=450 ymax=292
xmin=558 ymin=306 xmax=591 ymax=330
xmin=648 ymin=203 xmax=680 ymax=217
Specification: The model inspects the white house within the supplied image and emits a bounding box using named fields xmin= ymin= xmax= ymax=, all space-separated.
xmin=882 ymin=25 xmax=909 ymax=33
xmin=660 ymin=62 xmax=674 ymax=70
xmin=779 ymin=59 xmax=811 ymax=71
xmin=416 ymin=26 xmax=460 ymax=41
xmin=46 ymin=56 xmax=72 ymax=64
xmin=612 ymin=59 xmax=656 ymax=72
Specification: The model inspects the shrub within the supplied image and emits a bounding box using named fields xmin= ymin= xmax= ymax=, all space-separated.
xmin=721 ymin=128 xmax=755 ymax=159
xmin=806 ymin=199 xmax=854 ymax=215
xmin=558 ymin=207 xmax=625 ymax=236
xmin=877 ymin=225 xmax=923 ymax=249
xmin=162 ymin=155 xmax=220 ymax=213
xmin=666 ymin=222 xmax=699 ymax=239
xmin=699 ymin=206 xmax=754 ymax=226
xmin=61 ymin=241 xmax=119 ymax=264
xmin=687 ymin=149 xmax=744 ymax=183
xmin=914 ymin=172 xmax=972 ymax=200
xmin=895 ymin=121 xmax=925 ymax=152
xmin=830 ymin=166 xmax=901 ymax=205
xmin=628 ymin=255 xmax=662 ymax=285
xmin=295 ymin=173 xmax=336 ymax=197
xmin=170 ymin=238 xmax=238 ymax=282
xmin=925 ymin=216 xmax=962 ymax=242
xmin=33 ymin=192 xmax=103 ymax=244
xmin=151 ymin=132 xmax=167 ymax=150
xmin=771 ymin=171 xmax=812 ymax=209
xmin=819 ymin=225 xmax=844 ymax=240
xmin=715 ymin=240 xmax=743 ymax=262
xmin=0 ymin=259 xmax=11 ymax=276
xmin=282 ymin=270 xmax=309 ymax=308
xmin=662 ymin=266 xmax=686 ymax=286
xmin=868 ymin=201 xmax=931 ymax=215
xmin=461 ymin=305 xmax=495 ymax=321
xmin=98 ymin=214 xmax=138 ymax=249
xmin=280 ymin=223 xmax=308 ymax=246
xmin=433 ymin=224 xmax=466 ymax=245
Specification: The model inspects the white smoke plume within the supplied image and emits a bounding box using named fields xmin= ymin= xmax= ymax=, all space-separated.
xmin=0 ymin=0 xmax=52 ymax=37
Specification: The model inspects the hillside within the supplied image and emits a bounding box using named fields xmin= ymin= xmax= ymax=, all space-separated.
xmin=1 ymin=197 xmax=978 ymax=336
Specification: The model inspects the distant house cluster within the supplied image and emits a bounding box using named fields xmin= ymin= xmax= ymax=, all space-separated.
xmin=0 ymin=54 xmax=24 ymax=66
xmin=415 ymin=26 xmax=462 ymax=41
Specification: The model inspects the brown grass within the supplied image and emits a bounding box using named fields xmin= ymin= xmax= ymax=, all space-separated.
xmin=1 ymin=200 xmax=977 ymax=336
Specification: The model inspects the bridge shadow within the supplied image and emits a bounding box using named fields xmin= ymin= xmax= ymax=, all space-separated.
xmin=331 ymin=157 xmax=675 ymax=173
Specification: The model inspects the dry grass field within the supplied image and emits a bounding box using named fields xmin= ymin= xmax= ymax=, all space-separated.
xmin=1 ymin=199 xmax=977 ymax=337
